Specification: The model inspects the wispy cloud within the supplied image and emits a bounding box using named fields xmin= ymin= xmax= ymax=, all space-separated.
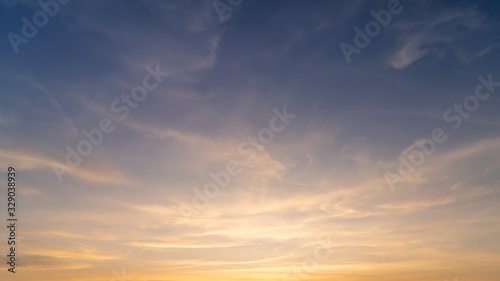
xmin=388 ymin=5 xmax=498 ymax=68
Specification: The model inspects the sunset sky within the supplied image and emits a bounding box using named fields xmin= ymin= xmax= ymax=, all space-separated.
xmin=1 ymin=0 xmax=500 ymax=280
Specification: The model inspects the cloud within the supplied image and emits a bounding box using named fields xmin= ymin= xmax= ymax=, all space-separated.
xmin=21 ymin=239 xmax=127 ymax=261
xmin=0 ymin=113 xmax=17 ymax=127
xmin=18 ymin=185 xmax=43 ymax=197
xmin=0 ymin=148 xmax=130 ymax=184
xmin=58 ymin=0 xmax=221 ymax=79
xmin=19 ymin=254 xmax=92 ymax=270
xmin=388 ymin=5 xmax=497 ymax=69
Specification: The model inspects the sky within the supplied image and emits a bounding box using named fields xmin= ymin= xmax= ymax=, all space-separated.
xmin=1 ymin=0 xmax=500 ymax=280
